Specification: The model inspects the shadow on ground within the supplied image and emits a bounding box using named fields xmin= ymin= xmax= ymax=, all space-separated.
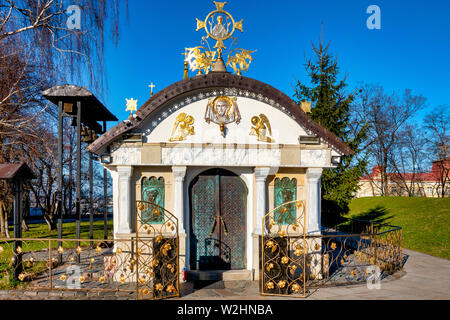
xmin=351 ymin=206 xmax=393 ymax=224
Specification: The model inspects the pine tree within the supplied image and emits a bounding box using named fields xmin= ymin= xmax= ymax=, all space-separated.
xmin=294 ymin=41 xmax=368 ymax=225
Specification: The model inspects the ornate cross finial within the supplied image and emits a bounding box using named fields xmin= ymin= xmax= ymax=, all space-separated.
xmin=149 ymin=83 xmax=156 ymax=97
xmin=125 ymin=98 xmax=138 ymax=115
xmin=195 ymin=1 xmax=244 ymax=57
xmin=187 ymin=1 xmax=255 ymax=76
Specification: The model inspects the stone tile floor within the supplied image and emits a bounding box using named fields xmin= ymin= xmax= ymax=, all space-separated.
xmin=0 ymin=249 xmax=449 ymax=300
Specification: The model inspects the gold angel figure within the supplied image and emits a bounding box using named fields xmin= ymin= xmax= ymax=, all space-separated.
xmin=185 ymin=47 xmax=216 ymax=75
xmin=168 ymin=113 xmax=195 ymax=142
xmin=250 ymin=114 xmax=274 ymax=143
xmin=227 ymin=49 xmax=255 ymax=75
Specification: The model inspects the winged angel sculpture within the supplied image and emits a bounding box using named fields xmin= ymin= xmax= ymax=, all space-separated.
xmin=227 ymin=49 xmax=255 ymax=75
xmin=250 ymin=114 xmax=274 ymax=143
xmin=168 ymin=113 xmax=195 ymax=142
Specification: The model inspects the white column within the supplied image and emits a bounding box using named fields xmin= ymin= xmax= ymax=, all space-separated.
xmin=172 ymin=166 xmax=187 ymax=234
xmin=109 ymin=169 xmax=120 ymax=235
xmin=254 ymin=167 xmax=271 ymax=234
xmin=117 ymin=166 xmax=133 ymax=234
xmin=306 ymin=168 xmax=323 ymax=235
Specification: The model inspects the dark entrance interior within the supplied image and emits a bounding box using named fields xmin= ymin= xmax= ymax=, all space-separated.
xmin=189 ymin=168 xmax=247 ymax=271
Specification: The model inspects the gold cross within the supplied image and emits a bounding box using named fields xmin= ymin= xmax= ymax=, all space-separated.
xmin=149 ymin=83 xmax=156 ymax=97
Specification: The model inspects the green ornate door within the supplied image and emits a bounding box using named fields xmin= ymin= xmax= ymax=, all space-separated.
xmin=190 ymin=169 xmax=247 ymax=270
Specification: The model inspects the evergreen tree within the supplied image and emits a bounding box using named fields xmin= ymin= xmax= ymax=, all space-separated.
xmin=294 ymin=42 xmax=368 ymax=225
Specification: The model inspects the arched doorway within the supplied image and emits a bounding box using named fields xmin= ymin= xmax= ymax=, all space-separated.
xmin=189 ymin=168 xmax=247 ymax=270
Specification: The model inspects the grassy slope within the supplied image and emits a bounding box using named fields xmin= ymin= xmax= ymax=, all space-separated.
xmin=348 ymin=197 xmax=450 ymax=260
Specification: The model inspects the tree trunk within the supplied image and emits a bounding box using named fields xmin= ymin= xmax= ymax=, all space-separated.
xmin=0 ymin=200 xmax=5 ymax=238
xmin=21 ymin=219 xmax=29 ymax=232
xmin=1 ymin=201 xmax=10 ymax=238
xmin=22 ymin=193 xmax=30 ymax=232
xmin=43 ymin=212 xmax=57 ymax=231
xmin=43 ymin=216 xmax=57 ymax=231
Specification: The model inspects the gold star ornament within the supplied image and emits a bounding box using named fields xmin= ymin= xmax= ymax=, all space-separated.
xmin=126 ymin=98 xmax=138 ymax=115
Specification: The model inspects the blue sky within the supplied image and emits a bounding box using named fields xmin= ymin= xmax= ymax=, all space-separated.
xmin=100 ymin=0 xmax=449 ymax=126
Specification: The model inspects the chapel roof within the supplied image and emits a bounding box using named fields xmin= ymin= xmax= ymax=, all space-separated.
xmin=86 ymin=72 xmax=353 ymax=156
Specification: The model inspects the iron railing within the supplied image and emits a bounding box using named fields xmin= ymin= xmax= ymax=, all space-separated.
xmin=261 ymin=203 xmax=403 ymax=297
xmin=0 ymin=201 xmax=180 ymax=300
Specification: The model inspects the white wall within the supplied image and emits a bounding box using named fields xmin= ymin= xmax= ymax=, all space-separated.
xmin=142 ymin=96 xmax=308 ymax=145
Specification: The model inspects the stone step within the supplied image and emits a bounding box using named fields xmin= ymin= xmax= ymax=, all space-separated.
xmin=185 ymin=269 xmax=253 ymax=282
xmin=180 ymin=279 xmax=257 ymax=295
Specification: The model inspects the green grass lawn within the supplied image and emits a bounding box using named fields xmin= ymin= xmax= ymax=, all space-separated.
xmin=348 ymin=197 xmax=450 ymax=260
xmin=1 ymin=218 xmax=113 ymax=252
xmin=14 ymin=218 xmax=114 ymax=240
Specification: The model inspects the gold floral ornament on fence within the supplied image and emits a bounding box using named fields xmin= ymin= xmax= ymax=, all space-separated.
xmin=135 ymin=200 xmax=180 ymax=300
xmin=261 ymin=200 xmax=306 ymax=297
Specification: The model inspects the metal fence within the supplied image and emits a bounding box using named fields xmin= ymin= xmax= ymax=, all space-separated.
xmin=261 ymin=202 xmax=403 ymax=298
xmin=0 ymin=238 xmax=134 ymax=292
xmin=0 ymin=201 xmax=180 ymax=300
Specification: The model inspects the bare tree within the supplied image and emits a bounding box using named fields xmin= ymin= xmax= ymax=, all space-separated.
xmin=389 ymin=125 xmax=428 ymax=196
xmin=352 ymin=84 xmax=426 ymax=195
xmin=0 ymin=0 xmax=126 ymax=228
xmin=424 ymin=105 xmax=450 ymax=198
xmin=21 ymin=122 xmax=59 ymax=230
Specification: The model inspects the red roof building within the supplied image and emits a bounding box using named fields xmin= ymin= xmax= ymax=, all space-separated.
xmin=356 ymin=159 xmax=450 ymax=198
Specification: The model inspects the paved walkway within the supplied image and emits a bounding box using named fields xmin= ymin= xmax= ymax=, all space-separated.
xmin=0 ymin=249 xmax=448 ymax=300
xmin=178 ymin=249 xmax=450 ymax=300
